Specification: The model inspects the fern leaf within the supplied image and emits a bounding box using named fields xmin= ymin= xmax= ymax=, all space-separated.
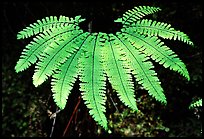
xmin=32 ymin=30 xmax=87 ymax=87
xmin=102 ymin=34 xmax=138 ymax=111
xmin=17 ymin=15 xmax=85 ymax=39
xmin=15 ymin=25 xmax=78 ymax=73
xmin=125 ymin=19 xmax=194 ymax=46
xmin=51 ymin=33 xmax=91 ymax=109
xmin=124 ymin=32 xmax=190 ymax=81
xmin=79 ymin=33 xmax=107 ymax=130
xmin=114 ymin=33 xmax=166 ymax=104
xmin=115 ymin=6 xmax=161 ymax=26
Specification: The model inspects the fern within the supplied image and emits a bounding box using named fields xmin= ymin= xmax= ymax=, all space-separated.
xmin=15 ymin=6 xmax=194 ymax=130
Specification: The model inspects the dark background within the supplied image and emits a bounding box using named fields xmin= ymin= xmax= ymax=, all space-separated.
xmin=2 ymin=1 xmax=202 ymax=137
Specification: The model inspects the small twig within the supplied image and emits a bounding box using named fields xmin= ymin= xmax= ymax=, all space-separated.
xmin=108 ymin=92 xmax=119 ymax=113
xmin=88 ymin=21 xmax=92 ymax=33
xmin=62 ymin=96 xmax=81 ymax=137
xmin=50 ymin=109 xmax=61 ymax=119
xmin=49 ymin=107 xmax=60 ymax=137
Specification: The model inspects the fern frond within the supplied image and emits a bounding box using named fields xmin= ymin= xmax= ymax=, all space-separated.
xmin=102 ymin=34 xmax=138 ymax=111
xmin=125 ymin=19 xmax=194 ymax=46
xmin=32 ymin=30 xmax=88 ymax=87
xmin=79 ymin=33 xmax=107 ymax=130
xmin=51 ymin=33 xmax=91 ymax=109
xmin=189 ymin=98 xmax=202 ymax=109
xmin=17 ymin=15 xmax=85 ymax=39
xmin=15 ymin=25 xmax=78 ymax=73
xmin=114 ymin=33 xmax=166 ymax=104
xmin=115 ymin=6 xmax=161 ymax=26
xmin=124 ymin=32 xmax=190 ymax=81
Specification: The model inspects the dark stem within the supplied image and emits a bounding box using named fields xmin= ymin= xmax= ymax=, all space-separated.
xmin=62 ymin=96 xmax=81 ymax=137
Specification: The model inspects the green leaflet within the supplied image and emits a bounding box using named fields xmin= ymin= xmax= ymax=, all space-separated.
xmin=51 ymin=32 xmax=90 ymax=109
xmin=15 ymin=6 xmax=194 ymax=130
xmin=115 ymin=6 xmax=161 ymax=26
xmin=114 ymin=33 xmax=166 ymax=104
xmin=102 ymin=34 xmax=138 ymax=111
xmin=17 ymin=15 xmax=85 ymax=39
xmin=123 ymin=32 xmax=190 ymax=81
xmin=33 ymin=29 xmax=85 ymax=87
xmin=125 ymin=19 xmax=194 ymax=46
xmin=79 ymin=33 xmax=107 ymax=130
xmin=15 ymin=25 xmax=78 ymax=73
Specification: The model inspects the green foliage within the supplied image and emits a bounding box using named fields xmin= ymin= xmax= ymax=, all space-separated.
xmin=17 ymin=15 xmax=85 ymax=39
xmin=115 ymin=6 xmax=161 ymax=26
xmin=15 ymin=6 xmax=193 ymax=130
xmin=189 ymin=98 xmax=202 ymax=109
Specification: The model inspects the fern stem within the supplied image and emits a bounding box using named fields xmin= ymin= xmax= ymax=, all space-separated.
xmin=62 ymin=96 xmax=81 ymax=137
xmin=107 ymin=90 xmax=119 ymax=113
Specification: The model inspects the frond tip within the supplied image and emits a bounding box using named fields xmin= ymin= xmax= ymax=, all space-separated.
xmin=115 ymin=6 xmax=161 ymax=26
xmin=17 ymin=15 xmax=85 ymax=39
xmin=125 ymin=19 xmax=194 ymax=46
